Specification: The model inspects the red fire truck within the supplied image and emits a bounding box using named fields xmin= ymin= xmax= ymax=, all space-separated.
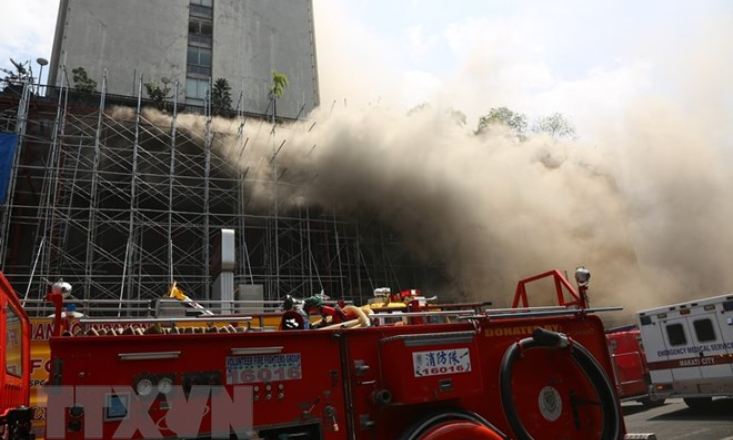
xmin=606 ymin=327 xmax=662 ymax=407
xmin=42 ymin=268 xmax=653 ymax=440
xmin=0 ymin=272 xmax=33 ymax=440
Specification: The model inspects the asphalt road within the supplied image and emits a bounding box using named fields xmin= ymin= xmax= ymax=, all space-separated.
xmin=623 ymin=398 xmax=733 ymax=440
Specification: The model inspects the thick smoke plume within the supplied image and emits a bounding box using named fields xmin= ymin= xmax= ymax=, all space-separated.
xmin=112 ymin=6 xmax=732 ymax=321
xmin=127 ymin=92 xmax=733 ymax=320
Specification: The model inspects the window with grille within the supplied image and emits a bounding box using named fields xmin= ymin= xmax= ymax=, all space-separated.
xmin=189 ymin=17 xmax=213 ymax=45
xmin=190 ymin=0 xmax=213 ymax=18
xmin=187 ymin=46 xmax=212 ymax=76
xmin=186 ymin=77 xmax=209 ymax=106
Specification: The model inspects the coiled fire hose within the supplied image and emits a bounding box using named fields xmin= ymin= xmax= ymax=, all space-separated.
xmin=499 ymin=328 xmax=621 ymax=440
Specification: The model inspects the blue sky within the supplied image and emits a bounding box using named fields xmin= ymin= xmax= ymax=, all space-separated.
xmin=2 ymin=0 xmax=731 ymax=138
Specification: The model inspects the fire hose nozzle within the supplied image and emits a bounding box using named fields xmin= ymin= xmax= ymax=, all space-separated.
xmin=532 ymin=327 xmax=570 ymax=348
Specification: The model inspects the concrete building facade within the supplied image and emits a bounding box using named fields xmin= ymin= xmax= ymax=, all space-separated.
xmin=49 ymin=0 xmax=320 ymax=118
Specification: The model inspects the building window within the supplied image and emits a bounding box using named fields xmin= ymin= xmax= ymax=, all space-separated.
xmin=186 ymin=77 xmax=209 ymax=106
xmin=190 ymin=0 xmax=213 ymax=18
xmin=665 ymin=323 xmax=687 ymax=347
xmin=187 ymin=46 xmax=212 ymax=76
xmin=5 ymin=305 xmax=23 ymax=377
xmin=693 ymin=319 xmax=716 ymax=343
xmin=189 ymin=17 xmax=213 ymax=46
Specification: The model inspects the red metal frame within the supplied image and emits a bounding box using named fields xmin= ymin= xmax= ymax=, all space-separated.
xmin=511 ymin=270 xmax=586 ymax=309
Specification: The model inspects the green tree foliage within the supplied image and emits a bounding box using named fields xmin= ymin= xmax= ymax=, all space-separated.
xmin=269 ymin=70 xmax=289 ymax=99
xmin=407 ymin=103 xmax=467 ymax=127
xmin=1 ymin=58 xmax=31 ymax=91
xmin=407 ymin=102 xmax=431 ymax=115
xmin=532 ymin=112 xmax=576 ymax=140
xmin=72 ymin=67 xmax=97 ymax=95
xmin=143 ymin=78 xmax=172 ymax=110
xmin=475 ymin=107 xmax=528 ymax=137
xmin=211 ymin=78 xmax=233 ymax=117
xmin=447 ymin=108 xmax=467 ymax=127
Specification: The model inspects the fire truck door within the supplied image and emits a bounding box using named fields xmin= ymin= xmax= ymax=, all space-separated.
xmin=685 ymin=308 xmax=733 ymax=387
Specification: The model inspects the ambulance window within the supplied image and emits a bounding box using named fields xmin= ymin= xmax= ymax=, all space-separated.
xmin=665 ymin=323 xmax=687 ymax=346
xmin=693 ymin=319 xmax=716 ymax=342
xmin=5 ymin=305 xmax=23 ymax=377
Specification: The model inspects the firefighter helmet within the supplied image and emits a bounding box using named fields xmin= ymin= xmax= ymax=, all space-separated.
xmin=303 ymin=295 xmax=323 ymax=310
xmin=282 ymin=295 xmax=295 ymax=311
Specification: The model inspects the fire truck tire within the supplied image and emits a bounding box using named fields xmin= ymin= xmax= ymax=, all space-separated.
xmin=639 ymin=397 xmax=665 ymax=408
xmin=683 ymin=397 xmax=713 ymax=410
xmin=396 ymin=408 xmax=509 ymax=440
xmin=499 ymin=328 xmax=620 ymax=440
xmin=419 ymin=421 xmax=505 ymax=440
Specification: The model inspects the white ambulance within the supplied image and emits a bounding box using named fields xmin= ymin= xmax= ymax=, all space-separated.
xmin=636 ymin=294 xmax=733 ymax=409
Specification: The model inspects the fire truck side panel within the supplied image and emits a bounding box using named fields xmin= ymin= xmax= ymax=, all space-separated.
xmin=475 ymin=314 xmax=619 ymax=440
xmin=638 ymin=294 xmax=733 ymax=399
xmin=342 ymin=322 xmax=485 ymax=439
xmin=49 ymin=313 xmax=624 ymax=440
xmin=0 ymin=272 xmax=31 ymax=419
xmin=50 ymin=331 xmax=347 ymax=439
xmin=340 ymin=315 xmax=619 ymax=440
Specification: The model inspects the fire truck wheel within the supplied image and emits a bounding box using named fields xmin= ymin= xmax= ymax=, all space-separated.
xmin=396 ymin=408 xmax=509 ymax=440
xmin=419 ymin=421 xmax=505 ymax=440
xmin=639 ymin=397 xmax=665 ymax=408
xmin=499 ymin=328 xmax=620 ymax=440
xmin=683 ymin=397 xmax=713 ymax=411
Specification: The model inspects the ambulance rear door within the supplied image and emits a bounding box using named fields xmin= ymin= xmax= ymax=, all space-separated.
xmin=685 ymin=299 xmax=733 ymax=394
xmin=638 ymin=310 xmax=679 ymax=391
xmin=660 ymin=312 xmax=704 ymax=393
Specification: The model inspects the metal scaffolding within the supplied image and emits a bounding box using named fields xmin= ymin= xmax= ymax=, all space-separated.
xmin=0 ymin=79 xmax=447 ymax=314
